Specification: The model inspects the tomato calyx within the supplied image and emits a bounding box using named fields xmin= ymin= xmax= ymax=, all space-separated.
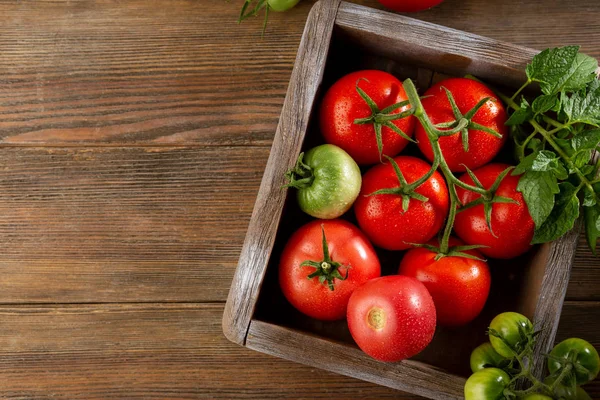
xmin=458 ymin=165 xmax=519 ymax=236
xmin=283 ymin=152 xmax=315 ymax=189
xmin=435 ymin=86 xmax=503 ymax=152
xmin=353 ymin=78 xmax=416 ymax=162
xmin=366 ymin=155 xmax=431 ymax=212
xmin=411 ymin=242 xmax=489 ymax=261
xmin=300 ymin=225 xmax=348 ymax=291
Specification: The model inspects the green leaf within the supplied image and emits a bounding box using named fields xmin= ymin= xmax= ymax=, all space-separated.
xmin=532 ymin=94 xmax=558 ymax=114
xmin=531 ymin=150 xmax=560 ymax=172
xmin=561 ymin=79 xmax=600 ymax=126
xmin=506 ymin=107 xmax=533 ymax=126
xmin=573 ymin=149 xmax=593 ymax=170
xmin=532 ymin=182 xmax=581 ymax=244
xmin=584 ymin=204 xmax=600 ymax=254
xmin=518 ymin=170 xmax=560 ymax=228
xmin=513 ymin=151 xmax=538 ymax=175
xmin=526 ymin=46 xmax=580 ymax=95
xmin=583 ymin=186 xmax=597 ymax=207
xmin=560 ymin=52 xmax=599 ymax=93
xmin=572 ymin=129 xmax=600 ymax=151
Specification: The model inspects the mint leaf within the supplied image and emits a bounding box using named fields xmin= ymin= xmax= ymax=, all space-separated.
xmin=532 ymin=150 xmax=560 ymax=172
xmin=513 ymin=151 xmax=537 ymax=175
xmin=517 ymin=170 xmax=560 ymax=228
xmin=526 ymin=46 xmax=579 ymax=95
xmin=584 ymin=204 xmax=600 ymax=254
xmin=562 ymin=79 xmax=600 ymax=126
xmin=572 ymin=129 xmax=600 ymax=151
xmin=584 ymin=186 xmax=597 ymax=207
xmin=561 ymin=53 xmax=599 ymax=93
xmin=532 ymin=183 xmax=580 ymax=244
xmin=506 ymin=107 xmax=533 ymax=126
xmin=532 ymin=94 xmax=558 ymax=114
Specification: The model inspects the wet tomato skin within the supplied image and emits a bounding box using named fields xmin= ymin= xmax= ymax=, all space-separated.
xmin=454 ymin=163 xmax=535 ymax=259
xmin=279 ymin=219 xmax=381 ymax=321
xmin=346 ymin=275 xmax=436 ymax=362
xmin=354 ymin=156 xmax=449 ymax=250
xmin=399 ymin=237 xmax=491 ymax=326
xmin=320 ymin=70 xmax=416 ymax=165
xmin=415 ymin=78 xmax=508 ymax=172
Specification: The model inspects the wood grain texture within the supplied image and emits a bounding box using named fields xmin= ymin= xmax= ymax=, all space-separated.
xmin=0 ymin=146 xmax=267 ymax=303
xmin=1 ymin=0 xmax=599 ymax=399
xmin=222 ymin=0 xmax=341 ymax=345
xmin=1 ymin=0 xmax=598 ymax=146
xmin=0 ymin=303 xmax=595 ymax=399
xmin=247 ymin=320 xmax=465 ymax=400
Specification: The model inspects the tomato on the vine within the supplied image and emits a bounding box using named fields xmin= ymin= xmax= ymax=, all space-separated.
xmin=464 ymin=368 xmax=511 ymax=400
xmin=548 ymin=338 xmax=600 ymax=385
xmin=377 ymin=0 xmax=444 ymax=12
xmin=354 ymin=156 xmax=449 ymax=250
xmin=454 ymin=163 xmax=535 ymax=259
xmin=398 ymin=237 xmax=491 ymax=326
xmin=279 ymin=219 xmax=381 ymax=321
xmin=320 ymin=70 xmax=416 ymax=165
xmin=415 ymin=78 xmax=508 ymax=172
xmin=470 ymin=343 xmax=507 ymax=373
xmin=488 ymin=312 xmax=533 ymax=358
xmin=521 ymin=394 xmax=553 ymax=400
xmin=346 ymin=275 xmax=436 ymax=362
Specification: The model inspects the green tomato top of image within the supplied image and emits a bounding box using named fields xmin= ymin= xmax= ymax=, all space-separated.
xmin=464 ymin=368 xmax=511 ymax=400
xmin=267 ymin=0 xmax=300 ymax=12
xmin=470 ymin=342 xmax=507 ymax=373
xmin=548 ymin=338 xmax=600 ymax=385
xmin=289 ymin=144 xmax=362 ymax=219
xmin=488 ymin=312 xmax=533 ymax=358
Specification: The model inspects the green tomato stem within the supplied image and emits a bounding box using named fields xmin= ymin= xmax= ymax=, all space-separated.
xmin=510 ymin=79 xmax=532 ymax=101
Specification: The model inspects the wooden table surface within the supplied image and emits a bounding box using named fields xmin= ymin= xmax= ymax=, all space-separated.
xmin=1 ymin=0 xmax=599 ymax=398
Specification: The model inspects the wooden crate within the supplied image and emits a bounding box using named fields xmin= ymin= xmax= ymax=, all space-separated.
xmin=222 ymin=1 xmax=581 ymax=398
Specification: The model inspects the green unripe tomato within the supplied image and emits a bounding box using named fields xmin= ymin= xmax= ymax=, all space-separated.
xmin=548 ymin=338 xmax=600 ymax=385
xmin=470 ymin=342 xmax=507 ymax=373
xmin=285 ymin=144 xmax=361 ymax=219
xmin=267 ymin=0 xmax=300 ymax=11
xmin=489 ymin=312 xmax=533 ymax=358
xmin=464 ymin=368 xmax=511 ymax=400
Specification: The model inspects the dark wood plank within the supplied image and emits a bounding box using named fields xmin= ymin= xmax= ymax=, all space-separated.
xmin=222 ymin=0 xmax=341 ymax=345
xmin=0 ymin=146 xmax=268 ymax=303
xmin=1 ymin=0 xmax=598 ymax=146
xmin=0 ymin=302 xmax=596 ymax=399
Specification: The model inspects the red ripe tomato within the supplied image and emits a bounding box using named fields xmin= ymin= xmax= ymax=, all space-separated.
xmin=354 ymin=156 xmax=449 ymax=250
xmin=377 ymin=0 xmax=444 ymax=12
xmin=398 ymin=237 xmax=491 ymax=326
xmin=454 ymin=163 xmax=535 ymax=259
xmin=320 ymin=70 xmax=416 ymax=165
xmin=415 ymin=78 xmax=508 ymax=172
xmin=347 ymin=275 xmax=436 ymax=362
xmin=279 ymin=219 xmax=381 ymax=321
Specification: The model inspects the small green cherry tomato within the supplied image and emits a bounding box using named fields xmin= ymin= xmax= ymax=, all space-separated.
xmin=464 ymin=368 xmax=511 ymax=400
xmin=545 ymin=375 xmax=592 ymax=400
xmin=489 ymin=312 xmax=534 ymax=358
xmin=470 ymin=342 xmax=507 ymax=373
xmin=548 ymin=338 xmax=600 ymax=385
xmin=284 ymin=144 xmax=361 ymax=219
xmin=267 ymin=0 xmax=300 ymax=12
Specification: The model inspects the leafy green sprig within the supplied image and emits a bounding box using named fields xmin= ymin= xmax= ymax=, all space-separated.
xmin=498 ymin=46 xmax=600 ymax=251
